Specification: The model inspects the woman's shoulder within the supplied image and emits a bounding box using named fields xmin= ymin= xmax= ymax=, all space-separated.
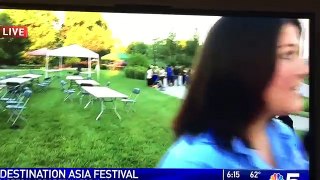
xmin=157 ymin=133 xmax=228 ymax=168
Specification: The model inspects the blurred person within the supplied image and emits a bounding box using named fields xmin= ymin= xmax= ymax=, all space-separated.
xmin=146 ymin=67 xmax=153 ymax=86
xmin=152 ymin=66 xmax=159 ymax=85
xmin=166 ymin=65 xmax=173 ymax=86
xmin=159 ymin=67 xmax=166 ymax=85
xmin=157 ymin=17 xmax=309 ymax=169
xmin=173 ymin=66 xmax=180 ymax=86
xmin=182 ymin=68 xmax=188 ymax=86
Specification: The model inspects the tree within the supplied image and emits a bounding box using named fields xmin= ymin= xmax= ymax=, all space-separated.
xmin=60 ymin=12 xmax=114 ymax=54
xmin=183 ymin=33 xmax=200 ymax=57
xmin=0 ymin=13 xmax=30 ymax=65
xmin=4 ymin=10 xmax=59 ymax=51
xmin=126 ymin=42 xmax=149 ymax=55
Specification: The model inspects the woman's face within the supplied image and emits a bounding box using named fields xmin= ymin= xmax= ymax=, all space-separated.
xmin=263 ymin=23 xmax=309 ymax=116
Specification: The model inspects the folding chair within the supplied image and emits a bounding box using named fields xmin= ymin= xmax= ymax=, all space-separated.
xmin=60 ymin=80 xmax=76 ymax=102
xmin=6 ymin=89 xmax=32 ymax=126
xmin=1 ymin=82 xmax=20 ymax=101
xmin=79 ymin=83 xmax=93 ymax=104
xmin=121 ymin=88 xmax=140 ymax=112
xmin=37 ymin=77 xmax=52 ymax=91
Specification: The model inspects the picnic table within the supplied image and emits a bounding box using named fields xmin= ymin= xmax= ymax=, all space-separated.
xmin=66 ymin=75 xmax=84 ymax=80
xmin=0 ymin=77 xmax=32 ymax=85
xmin=18 ymin=74 xmax=42 ymax=79
xmin=75 ymin=80 xmax=100 ymax=86
xmin=82 ymin=86 xmax=128 ymax=120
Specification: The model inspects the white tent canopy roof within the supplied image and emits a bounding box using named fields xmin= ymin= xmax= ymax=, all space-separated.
xmin=27 ymin=48 xmax=51 ymax=56
xmin=47 ymin=44 xmax=99 ymax=58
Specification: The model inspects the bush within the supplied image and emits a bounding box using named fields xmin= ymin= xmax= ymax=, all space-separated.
xmin=304 ymin=77 xmax=309 ymax=85
xmin=124 ymin=66 xmax=147 ymax=80
xmin=127 ymin=54 xmax=150 ymax=68
xmin=156 ymin=61 xmax=167 ymax=69
xmin=304 ymin=98 xmax=309 ymax=112
xmin=17 ymin=64 xmax=43 ymax=69
xmin=65 ymin=57 xmax=81 ymax=66
xmin=100 ymin=65 xmax=108 ymax=70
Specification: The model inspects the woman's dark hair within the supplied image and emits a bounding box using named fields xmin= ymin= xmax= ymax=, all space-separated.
xmin=173 ymin=17 xmax=302 ymax=150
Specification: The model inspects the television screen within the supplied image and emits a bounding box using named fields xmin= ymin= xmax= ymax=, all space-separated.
xmin=0 ymin=8 xmax=310 ymax=173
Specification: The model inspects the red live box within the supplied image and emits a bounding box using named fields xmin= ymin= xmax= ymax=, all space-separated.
xmin=0 ymin=26 xmax=28 ymax=38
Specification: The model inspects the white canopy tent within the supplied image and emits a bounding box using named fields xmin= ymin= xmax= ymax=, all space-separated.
xmin=47 ymin=44 xmax=100 ymax=78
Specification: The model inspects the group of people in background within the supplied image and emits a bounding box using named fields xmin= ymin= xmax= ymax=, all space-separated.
xmin=146 ymin=65 xmax=192 ymax=88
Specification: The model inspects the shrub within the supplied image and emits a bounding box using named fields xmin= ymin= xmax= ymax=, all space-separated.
xmin=304 ymin=98 xmax=309 ymax=112
xmin=156 ymin=61 xmax=167 ymax=69
xmin=304 ymin=77 xmax=309 ymax=85
xmin=124 ymin=66 xmax=147 ymax=80
xmin=65 ymin=57 xmax=81 ymax=66
xmin=100 ymin=65 xmax=108 ymax=70
xmin=17 ymin=64 xmax=43 ymax=69
xmin=127 ymin=53 xmax=150 ymax=68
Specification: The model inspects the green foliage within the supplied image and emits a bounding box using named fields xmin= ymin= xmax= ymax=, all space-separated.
xmin=61 ymin=12 xmax=113 ymax=53
xmin=174 ymin=54 xmax=193 ymax=67
xmin=124 ymin=66 xmax=147 ymax=80
xmin=0 ymin=13 xmax=31 ymax=65
xmin=127 ymin=54 xmax=150 ymax=68
xmin=155 ymin=61 xmax=167 ymax=69
xmin=65 ymin=57 xmax=81 ymax=66
xmin=127 ymin=42 xmax=149 ymax=55
xmin=304 ymin=98 xmax=309 ymax=112
xmin=150 ymin=32 xmax=200 ymax=68
xmin=304 ymin=77 xmax=309 ymax=85
xmin=100 ymin=65 xmax=108 ymax=70
xmin=4 ymin=9 xmax=59 ymax=51
xmin=17 ymin=64 xmax=43 ymax=69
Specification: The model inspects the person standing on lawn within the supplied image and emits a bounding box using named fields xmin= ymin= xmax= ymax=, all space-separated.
xmin=146 ymin=67 xmax=153 ymax=86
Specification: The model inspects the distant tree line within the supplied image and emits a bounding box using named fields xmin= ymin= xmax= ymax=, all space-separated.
xmin=126 ymin=32 xmax=201 ymax=68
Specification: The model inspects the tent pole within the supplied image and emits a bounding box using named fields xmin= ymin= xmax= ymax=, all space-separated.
xmin=88 ymin=57 xmax=91 ymax=78
xmin=45 ymin=55 xmax=49 ymax=78
xmin=97 ymin=57 xmax=100 ymax=81
xmin=59 ymin=57 xmax=63 ymax=77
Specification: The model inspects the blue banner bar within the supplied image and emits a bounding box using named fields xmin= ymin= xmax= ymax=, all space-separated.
xmin=0 ymin=168 xmax=309 ymax=180
xmin=223 ymin=169 xmax=309 ymax=180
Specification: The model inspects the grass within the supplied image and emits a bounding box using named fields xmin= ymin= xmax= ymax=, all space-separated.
xmin=293 ymin=111 xmax=309 ymax=118
xmin=0 ymin=69 xmax=181 ymax=167
xmin=295 ymin=130 xmax=307 ymax=140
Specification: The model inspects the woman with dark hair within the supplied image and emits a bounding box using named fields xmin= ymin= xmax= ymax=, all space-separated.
xmin=158 ymin=17 xmax=309 ymax=169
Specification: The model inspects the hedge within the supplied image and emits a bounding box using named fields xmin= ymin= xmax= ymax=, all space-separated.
xmin=124 ymin=66 xmax=147 ymax=80
xmin=304 ymin=98 xmax=309 ymax=112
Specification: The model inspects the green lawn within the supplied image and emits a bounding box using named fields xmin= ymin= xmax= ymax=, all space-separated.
xmin=0 ymin=70 xmax=181 ymax=167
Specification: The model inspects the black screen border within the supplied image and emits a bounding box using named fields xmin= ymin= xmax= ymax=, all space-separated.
xmin=0 ymin=3 xmax=317 ymax=180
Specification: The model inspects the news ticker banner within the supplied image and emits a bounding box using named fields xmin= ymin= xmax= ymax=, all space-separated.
xmin=0 ymin=26 xmax=28 ymax=38
xmin=0 ymin=168 xmax=308 ymax=180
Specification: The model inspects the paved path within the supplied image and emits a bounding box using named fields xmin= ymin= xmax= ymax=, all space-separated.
xmin=300 ymin=83 xmax=309 ymax=98
xmin=289 ymin=115 xmax=309 ymax=131
xmin=161 ymin=85 xmax=309 ymax=131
